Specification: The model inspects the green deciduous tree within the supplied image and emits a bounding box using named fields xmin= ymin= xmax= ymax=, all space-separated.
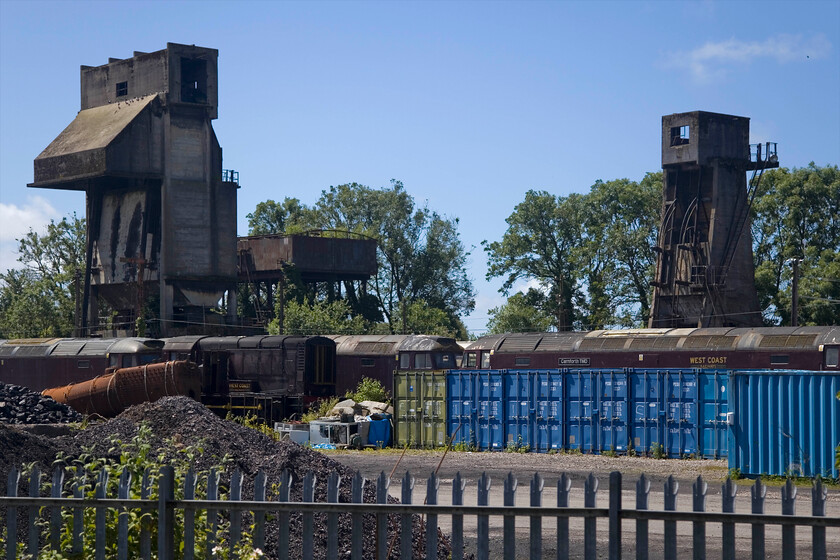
xmin=0 ymin=214 xmax=86 ymax=338
xmin=752 ymin=163 xmax=840 ymax=325
xmin=269 ymin=297 xmax=370 ymax=335
xmin=246 ymin=197 xmax=308 ymax=235
xmin=486 ymin=290 xmax=553 ymax=334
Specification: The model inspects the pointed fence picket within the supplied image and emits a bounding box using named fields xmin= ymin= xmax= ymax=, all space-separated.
xmin=2 ymin=464 xmax=838 ymax=560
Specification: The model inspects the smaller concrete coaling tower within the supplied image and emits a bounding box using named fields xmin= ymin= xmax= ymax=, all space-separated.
xmin=30 ymin=44 xmax=238 ymax=336
xmin=649 ymin=111 xmax=778 ymax=328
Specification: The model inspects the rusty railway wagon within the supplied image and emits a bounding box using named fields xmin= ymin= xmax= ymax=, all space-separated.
xmin=327 ymin=334 xmax=463 ymax=396
xmin=0 ymin=338 xmax=164 ymax=392
xmin=461 ymin=327 xmax=840 ymax=372
xmin=163 ymin=335 xmax=337 ymax=422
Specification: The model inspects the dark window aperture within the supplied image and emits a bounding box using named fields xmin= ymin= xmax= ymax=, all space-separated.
xmin=414 ymin=353 xmax=432 ymax=369
xmin=116 ymin=81 xmax=128 ymax=97
xmin=825 ymin=347 xmax=839 ymax=368
xmin=770 ymin=354 xmax=789 ymax=365
xmin=181 ymin=57 xmax=207 ymax=103
xmin=77 ymin=360 xmax=90 ymax=369
xmin=399 ymin=353 xmax=410 ymax=369
xmin=466 ymin=353 xmax=477 ymax=368
xmin=515 ymin=357 xmax=531 ymax=367
xmin=670 ymin=125 xmax=689 ymax=146
xmin=361 ymin=358 xmax=375 ymax=367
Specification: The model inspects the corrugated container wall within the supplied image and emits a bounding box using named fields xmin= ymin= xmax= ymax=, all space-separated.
xmin=447 ymin=370 xmax=505 ymax=451
xmin=393 ymin=371 xmax=447 ymax=448
xmin=728 ymin=371 xmax=840 ymax=478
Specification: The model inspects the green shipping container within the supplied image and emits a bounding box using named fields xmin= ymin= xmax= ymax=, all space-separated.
xmin=394 ymin=370 xmax=447 ymax=448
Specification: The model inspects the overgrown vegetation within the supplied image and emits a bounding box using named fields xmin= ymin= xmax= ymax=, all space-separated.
xmin=301 ymin=397 xmax=340 ymax=423
xmin=0 ymin=424 xmax=270 ymax=560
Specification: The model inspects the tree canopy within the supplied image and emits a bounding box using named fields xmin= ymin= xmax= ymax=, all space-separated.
xmin=751 ymin=163 xmax=840 ymax=325
xmin=0 ymin=214 xmax=86 ymax=338
xmin=252 ymin=180 xmax=475 ymax=338
xmin=484 ymin=173 xmax=661 ymax=331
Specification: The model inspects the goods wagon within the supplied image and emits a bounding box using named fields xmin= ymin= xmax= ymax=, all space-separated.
xmin=463 ymin=327 xmax=840 ymax=372
xmin=0 ymin=338 xmax=164 ymax=391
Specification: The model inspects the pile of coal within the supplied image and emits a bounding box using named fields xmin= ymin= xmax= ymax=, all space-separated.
xmin=2 ymin=396 xmax=452 ymax=560
xmin=0 ymin=382 xmax=82 ymax=424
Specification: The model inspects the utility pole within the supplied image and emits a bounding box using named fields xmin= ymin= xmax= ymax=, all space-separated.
xmin=789 ymin=258 xmax=801 ymax=327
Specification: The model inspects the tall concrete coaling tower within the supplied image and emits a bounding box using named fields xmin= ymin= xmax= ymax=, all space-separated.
xmin=29 ymin=43 xmax=238 ymax=336
xmin=648 ymin=111 xmax=778 ymax=328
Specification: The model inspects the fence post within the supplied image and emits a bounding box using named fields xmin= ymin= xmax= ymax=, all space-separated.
xmin=477 ymin=471 xmax=491 ymax=560
xmin=230 ymin=469 xmax=243 ymax=555
xmin=276 ymin=469 xmax=292 ymax=560
xmin=49 ymin=466 xmax=64 ymax=554
xmin=158 ymin=465 xmax=174 ymax=560
xmin=117 ymin=469 xmax=132 ymax=560
xmin=557 ymin=473 xmax=572 ymax=560
xmin=302 ymin=471 xmax=316 ymax=560
xmin=530 ymin=472 xmax=544 ymax=560
xmin=253 ymin=470 xmax=267 ymax=553
xmin=781 ymin=478 xmax=796 ymax=560
xmin=750 ymin=478 xmax=766 ymax=560
xmin=6 ymin=466 xmax=19 ymax=560
xmin=503 ymin=472 xmax=518 ymax=560
xmin=609 ymin=471 xmax=622 ymax=560
xmin=27 ymin=465 xmax=41 ymax=558
xmin=182 ymin=468 xmax=196 ymax=560
xmin=139 ymin=468 xmax=151 ymax=560
xmin=351 ymin=472 xmax=366 ymax=560
xmin=692 ymin=475 xmax=707 ymax=560
xmin=811 ymin=478 xmax=827 ymax=560
xmin=376 ymin=472 xmax=390 ymax=560
xmin=72 ymin=467 xmax=86 ymax=557
xmin=451 ymin=472 xmax=466 ymax=560
xmin=326 ymin=471 xmax=341 ymax=560
xmin=426 ymin=471 xmax=440 ymax=560
xmin=584 ymin=473 xmax=599 ymax=560
xmin=663 ymin=475 xmax=679 ymax=560
xmin=721 ymin=477 xmax=737 ymax=560
xmin=205 ymin=468 xmax=219 ymax=560
xmin=636 ymin=473 xmax=650 ymax=560
xmin=400 ymin=471 xmax=415 ymax=560
xmin=95 ymin=468 xmax=108 ymax=560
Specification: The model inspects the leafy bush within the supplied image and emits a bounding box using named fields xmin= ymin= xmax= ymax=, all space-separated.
xmin=345 ymin=377 xmax=389 ymax=404
xmin=301 ymin=397 xmax=339 ymax=423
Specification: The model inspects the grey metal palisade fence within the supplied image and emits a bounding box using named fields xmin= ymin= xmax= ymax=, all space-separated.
xmin=2 ymin=465 xmax=837 ymax=560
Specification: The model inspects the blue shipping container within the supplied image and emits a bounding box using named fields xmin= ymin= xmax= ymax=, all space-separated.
xmin=533 ymin=370 xmax=564 ymax=452
xmin=446 ymin=370 xmax=505 ymax=451
xmin=598 ymin=370 xmax=628 ymax=453
xmin=565 ymin=370 xmax=597 ymax=452
xmin=728 ymin=370 xmax=840 ymax=479
xmin=504 ymin=370 xmax=534 ymax=450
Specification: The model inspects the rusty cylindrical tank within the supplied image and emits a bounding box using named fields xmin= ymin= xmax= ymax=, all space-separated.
xmin=42 ymin=360 xmax=201 ymax=417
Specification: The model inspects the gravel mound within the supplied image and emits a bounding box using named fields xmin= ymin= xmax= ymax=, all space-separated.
xmin=2 ymin=396 xmax=451 ymax=560
xmin=0 ymin=382 xmax=82 ymax=424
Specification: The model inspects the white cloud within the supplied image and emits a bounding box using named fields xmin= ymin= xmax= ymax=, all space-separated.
xmin=665 ymin=34 xmax=831 ymax=83
xmin=0 ymin=195 xmax=59 ymax=271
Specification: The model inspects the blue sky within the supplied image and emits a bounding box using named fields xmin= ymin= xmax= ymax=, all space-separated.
xmin=1 ymin=0 xmax=838 ymax=334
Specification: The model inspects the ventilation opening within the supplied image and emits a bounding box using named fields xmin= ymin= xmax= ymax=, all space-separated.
xmin=670 ymin=125 xmax=689 ymax=146
xmin=180 ymin=57 xmax=207 ymax=104
xmin=116 ymin=81 xmax=128 ymax=97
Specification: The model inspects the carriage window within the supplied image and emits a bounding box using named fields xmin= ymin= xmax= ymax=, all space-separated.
xmin=455 ymin=354 xmax=463 ymax=368
xmin=77 ymin=360 xmax=90 ymax=369
xmin=826 ymin=347 xmax=839 ymax=367
xmin=110 ymin=355 xmax=122 ymax=368
xmin=361 ymin=358 xmax=375 ymax=367
xmin=140 ymin=354 xmax=157 ymax=365
xmin=770 ymin=354 xmax=789 ymax=365
xmin=481 ymin=352 xmax=491 ymax=369
xmin=399 ymin=353 xmax=410 ymax=369
xmin=466 ymin=352 xmax=476 ymax=368
xmin=414 ymin=353 xmax=432 ymax=369
xmin=515 ymin=357 xmax=531 ymax=367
